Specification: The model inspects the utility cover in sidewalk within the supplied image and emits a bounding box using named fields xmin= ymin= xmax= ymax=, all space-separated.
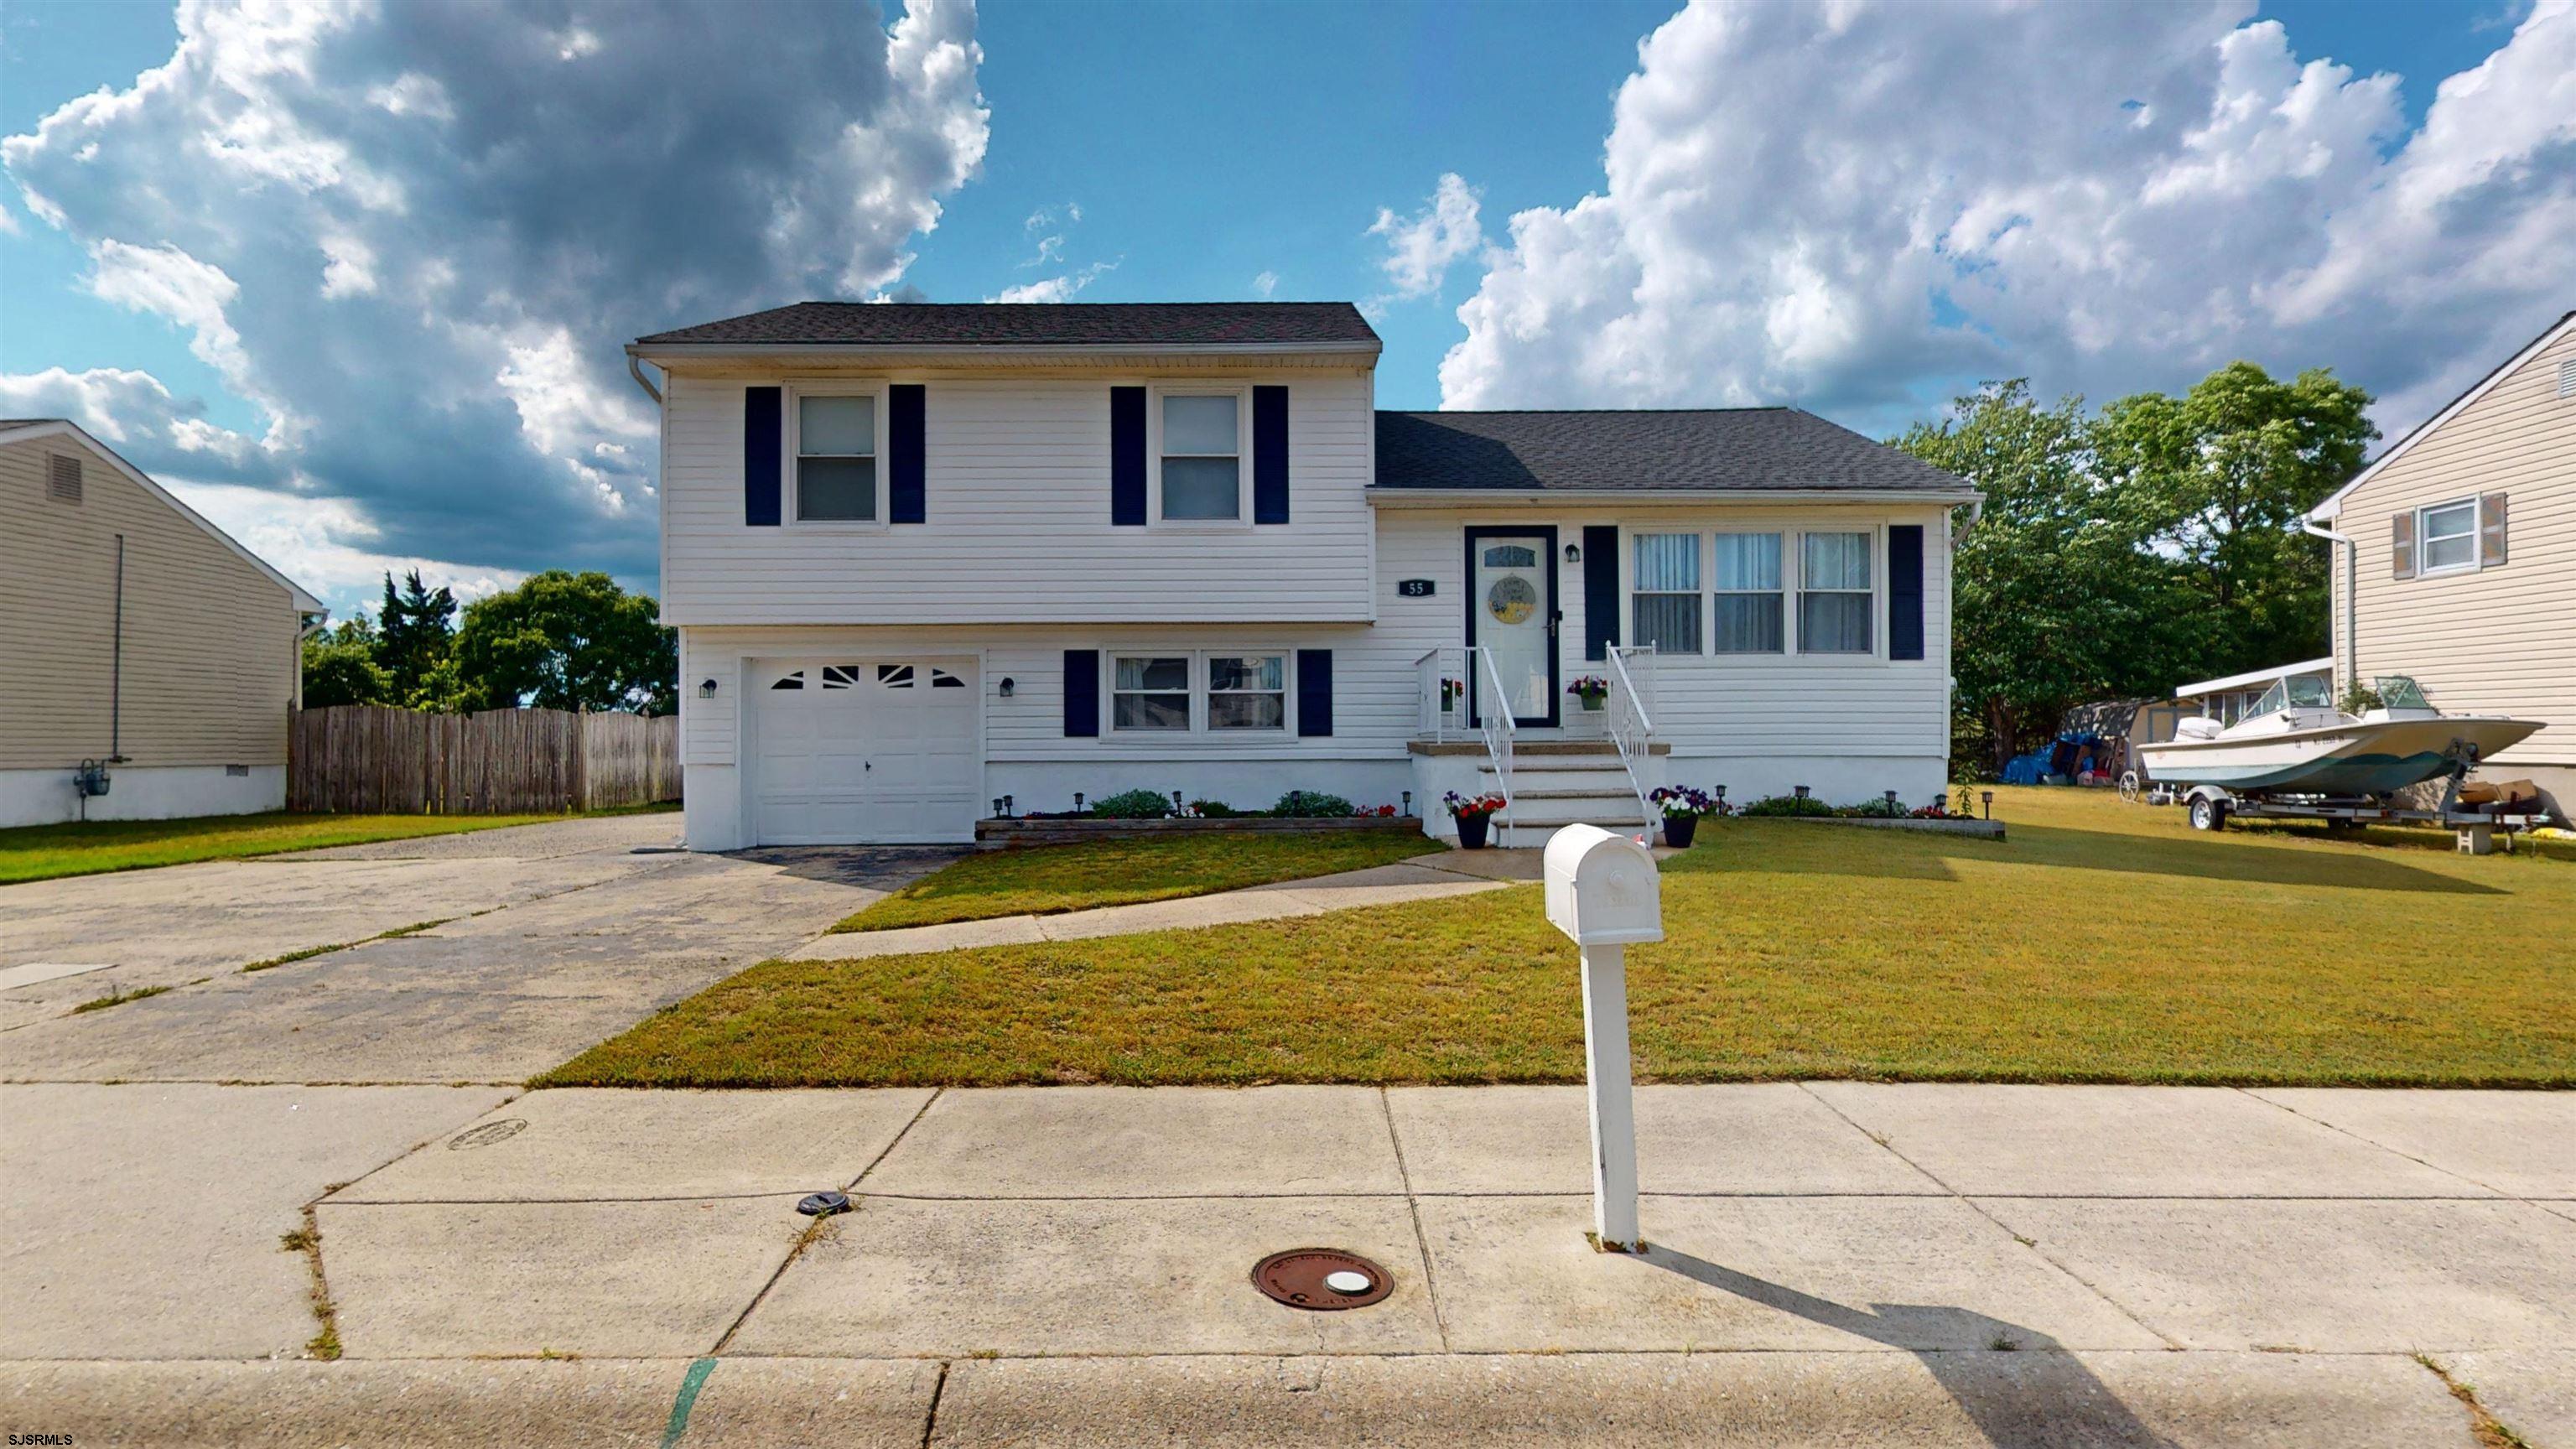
xmin=1252 ymin=1249 xmax=1391 ymax=1311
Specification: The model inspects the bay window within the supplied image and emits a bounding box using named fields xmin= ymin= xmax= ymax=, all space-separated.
xmin=1711 ymin=532 xmax=1784 ymax=652
xmin=1631 ymin=532 xmax=1702 ymax=653
xmin=1799 ymin=532 xmax=1873 ymax=654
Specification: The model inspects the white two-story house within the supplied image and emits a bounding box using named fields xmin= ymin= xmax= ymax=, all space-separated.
xmin=629 ymin=303 xmax=1978 ymax=849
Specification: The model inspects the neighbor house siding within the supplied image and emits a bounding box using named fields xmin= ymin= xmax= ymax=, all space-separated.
xmin=657 ymin=368 xmax=1378 ymax=626
xmin=0 ymin=435 xmax=299 ymax=771
xmin=2329 ymin=324 xmax=2576 ymax=771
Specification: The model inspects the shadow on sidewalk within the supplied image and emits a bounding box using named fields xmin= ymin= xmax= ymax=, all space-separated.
xmin=1649 ymin=1246 xmax=2179 ymax=1449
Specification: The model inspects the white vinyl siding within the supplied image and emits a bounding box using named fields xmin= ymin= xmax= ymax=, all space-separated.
xmin=661 ymin=371 xmax=1373 ymax=625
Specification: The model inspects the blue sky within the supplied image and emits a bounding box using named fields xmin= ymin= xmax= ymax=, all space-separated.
xmin=3 ymin=0 xmax=2568 ymax=618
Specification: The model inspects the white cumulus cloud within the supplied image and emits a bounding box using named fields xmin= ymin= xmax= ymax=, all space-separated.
xmin=1368 ymin=172 xmax=1483 ymax=301
xmin=3 ymin=0 xmax=989 ymax=601
xmin=1436 ymin=0 xmax=2576 ymax=437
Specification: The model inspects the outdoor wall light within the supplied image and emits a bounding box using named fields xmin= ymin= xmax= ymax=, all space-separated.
xmin=998 ymin=677 xmax=1015 ymax=698
xmin=696 ymin=678 xmax=718 ymax=699
xmin=1563 ymin=543 xmax=1581 ymax=563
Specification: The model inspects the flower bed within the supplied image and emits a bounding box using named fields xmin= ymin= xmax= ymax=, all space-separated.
xmin=975 ymin=816 xmax=1421 ymax=846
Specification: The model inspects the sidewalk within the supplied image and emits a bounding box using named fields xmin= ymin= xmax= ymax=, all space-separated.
xmin=9 ymin=1082 xmax=2571 ymax=1445
xmin=780 ymin=849 xmax=1543 ymax=960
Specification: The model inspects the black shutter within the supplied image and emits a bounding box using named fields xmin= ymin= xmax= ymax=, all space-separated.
xmin=1062 ymin=650 xmax=1100 ymax=737
xmin=1581 ymin=525 xmax=1619 ymax=661
xmin=1296 ymin=649 xmax=1332 ymax=737
xmin=744 ymin=386 xmax=782 ymax=527
xmin=1888 ymin=524 xmax=1924 ymax=662
xmin=889 ymin=383 xmax=926 ymax=524
xmin=1110 ymin=387 xmax=1147 ymax=526
xmin=1253 ymin=385 xmax=1290 ymax=524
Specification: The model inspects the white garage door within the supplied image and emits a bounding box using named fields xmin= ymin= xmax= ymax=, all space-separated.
xmin=751 ymin=660 xmax=979 ymax=844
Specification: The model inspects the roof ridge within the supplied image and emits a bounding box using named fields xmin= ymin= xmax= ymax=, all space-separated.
xmin=1384 ymin=406 xmax=1792 ymax=416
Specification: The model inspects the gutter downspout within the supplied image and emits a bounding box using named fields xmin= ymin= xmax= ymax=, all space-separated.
xmin=1950 ymin=497 xmax=1983 ymax=545
xmin=2303 ymin=518 xmax=2355 ymax=692
xmin=626 ymin=353 xmax=663 ymax=406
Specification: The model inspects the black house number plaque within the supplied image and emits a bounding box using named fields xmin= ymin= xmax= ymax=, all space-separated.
xmin=1398 ymin=579 xmax=1436 ymax=597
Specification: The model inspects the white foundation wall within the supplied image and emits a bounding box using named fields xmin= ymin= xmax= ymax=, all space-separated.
xmin=1 ymin=764 xmax=284 ymax=827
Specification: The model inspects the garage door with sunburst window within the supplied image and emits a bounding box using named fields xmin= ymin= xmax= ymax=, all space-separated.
xmin=751 ymin=659 xmax=979 ymax=844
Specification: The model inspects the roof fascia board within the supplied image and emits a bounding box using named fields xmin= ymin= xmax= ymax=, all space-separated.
xmin=1368 ymin=486 xmax=1981 ymax=506
xmin=2309 ymin=312 xmax=2576 ymax=522
xmin=1 ymin=419 xmax=325 ymax=614
xmin=628 ymin=340 xmax=1380 ymax=361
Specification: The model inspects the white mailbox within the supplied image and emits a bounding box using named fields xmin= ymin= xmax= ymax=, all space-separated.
xmin=1544 ymin=823 xmax=1665 ymax=947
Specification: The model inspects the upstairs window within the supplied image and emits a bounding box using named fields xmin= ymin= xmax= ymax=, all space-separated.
xmin=1159 ymin=392 xmax=1241 ymax=520
xmin=1799 ymin=532 xmax=1873 ymax=654
xmin=1631 ymin=533 xmax=1701 ymax=653
xmin=2417 ymin=499 xmax=2477 ymax=574
xmin=795 ymin=392 xmax=876 ymax=522
xmin=1711 ymin=532 xmax=1784 ymax=653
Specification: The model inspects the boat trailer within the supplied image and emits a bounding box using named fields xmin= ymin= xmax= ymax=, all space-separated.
xmin=2120 ymin=765 xmax=2549 ymax=854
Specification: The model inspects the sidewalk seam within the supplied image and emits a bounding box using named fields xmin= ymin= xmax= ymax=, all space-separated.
xmin=2236 ymin=1087 xmax=2537 ymax=1207
xmin=917 ymin=1359 xmax=950 ymax=1449
xmin=1793 ymin=1082 xmax=2188 ymax=1352
xmin=1378 ymin=1088 xmax=1452 ymax=1353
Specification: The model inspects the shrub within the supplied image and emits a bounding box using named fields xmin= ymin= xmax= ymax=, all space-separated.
xmin=1090 ymin=788 xmax=1172 ymax=819
xmin=1846 ymin=797 xmax=1908 ymax=818
xmin=1738 ymin=793 xmax=1835 ymax=818
xmin=1188 ymin=799 xmax=1249 ymax=818
xmin=1272 ymin=790 xmax=1358 ymax=818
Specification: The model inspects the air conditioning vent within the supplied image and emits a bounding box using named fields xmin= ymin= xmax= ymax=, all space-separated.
xmin=47 ymin=453 xmax=83 ymax=503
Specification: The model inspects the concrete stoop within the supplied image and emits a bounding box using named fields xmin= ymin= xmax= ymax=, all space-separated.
xmin=0 ymin=1351 xmax=2498 ymax=1449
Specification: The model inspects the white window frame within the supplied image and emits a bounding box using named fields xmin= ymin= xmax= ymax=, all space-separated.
xmin=1794 ymin=528 xmax=1882 ymax=658
xmin=1709 ymin=530 xmax=1786 ymax=656
xmin=784 ymin=382 xmax=889 ymax=530
xmin=2414 ymin=496 xmax=2479 ymax=578
xmin=1148 ymin=384 xmax=1252 ymax=529
xmin=1099 ymin=647 xmax=1294 ymax=736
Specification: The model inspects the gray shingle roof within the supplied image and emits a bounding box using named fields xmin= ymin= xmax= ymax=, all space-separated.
xmin=638 ymin=302 xmax=1380 ymax=349
xmin=1373 ymin=408 xmax=1976 ymax=496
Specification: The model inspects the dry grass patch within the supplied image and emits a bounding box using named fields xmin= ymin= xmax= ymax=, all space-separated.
xmin=548 ymin=788 xmax=2574 ymax=1089
xmin=831 ymin=828 xmax=1446 ymax=931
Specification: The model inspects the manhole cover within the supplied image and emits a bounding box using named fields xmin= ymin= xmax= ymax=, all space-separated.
xmin=1251 ymin=1249 xmax=1392 ymax=1311
xmin=446 ymin=1119 xmax=527 ymax=1150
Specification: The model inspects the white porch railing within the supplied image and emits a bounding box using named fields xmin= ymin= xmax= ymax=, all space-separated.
xmin=1607 ymin=644 xmax=1659 ymax=834
xmin=1472 ymin=645 xmax=1518 ymax=845
xmin=1415 ymin=646 xmax=1474 ymax=743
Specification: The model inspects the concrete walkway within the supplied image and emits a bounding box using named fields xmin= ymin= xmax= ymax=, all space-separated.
xmin=8 ymin=1082 xmax=2571 ymax=1445
xmin=782 ymin=844 xmax=1580 ymax=961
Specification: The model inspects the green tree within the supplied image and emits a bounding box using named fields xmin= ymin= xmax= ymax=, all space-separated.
xmin=452 ymin=571 xmax=677 ymax=714
xmin=2094 ymin=363 xmax=2376 ymax=679
xmin=375 ymin=569 xmax=461 ymax=709
xmin=1894 ymin=382 xmax=2182 ymax=776
xmin=299 ymin=616 xmax=392 ymax=708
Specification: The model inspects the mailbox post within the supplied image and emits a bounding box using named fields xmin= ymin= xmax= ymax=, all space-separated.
xmin=1542 ymin=823 xmax=1664 ymax=1252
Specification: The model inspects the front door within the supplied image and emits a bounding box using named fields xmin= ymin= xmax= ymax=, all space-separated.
xmin=1466 ymin=527 xmax=1559 ymax=728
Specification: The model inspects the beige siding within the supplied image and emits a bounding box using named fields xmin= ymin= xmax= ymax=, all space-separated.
xmin=0 ymin=436 xmax=299 ymax=770
xmin=2329 ymin=325 xmax=2576 ymax=768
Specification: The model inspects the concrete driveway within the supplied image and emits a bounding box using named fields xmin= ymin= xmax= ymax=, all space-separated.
xmin=1 ymin=815 xmax=956 ymax=1082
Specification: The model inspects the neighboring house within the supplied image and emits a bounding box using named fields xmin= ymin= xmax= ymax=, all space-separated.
xmin=0 ymin=419 xmax=324 ymax=827
xmin=627 ymin=303 xmax=1978 ymax=849
xmin=2307 ymin=310 xmax=2576 ymax=815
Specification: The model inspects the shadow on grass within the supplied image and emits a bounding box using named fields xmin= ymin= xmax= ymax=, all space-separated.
xmin=1649 ymin=1248 xmax=2179 ymax=1449
xmin=1684 ymin=822 xmax=2503 ymax=896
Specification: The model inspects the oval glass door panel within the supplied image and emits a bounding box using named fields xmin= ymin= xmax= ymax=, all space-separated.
xmin=1475 ymin=537 xmax=1550 ymax=721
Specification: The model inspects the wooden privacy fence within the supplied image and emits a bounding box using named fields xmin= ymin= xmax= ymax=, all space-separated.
xmin=289 ymin=705 xmax=680 ymax=814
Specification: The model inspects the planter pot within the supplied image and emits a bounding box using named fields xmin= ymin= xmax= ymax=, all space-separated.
xmin=1576 ymin=695 xmax=1607 ymax=712
xmin=1662 ymin=814 xmax=1699 ymax=849
xmin=1455 ymin=813 xmax=1492 ymax=849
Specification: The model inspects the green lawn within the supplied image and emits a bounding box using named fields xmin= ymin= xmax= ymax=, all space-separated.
xmin=545 ymin=787 xmax=2576 ymax=1090
xmin=831 ymin=828 xmax=1447 ymax=931
xmin=0 ymin=804 xmax=677 ymax=885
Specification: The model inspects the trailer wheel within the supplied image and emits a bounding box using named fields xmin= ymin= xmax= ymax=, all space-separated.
xmin=2189 ymin=796 xmax=2227 ymax=832
xmin=2325 ymin=817 xmax=2355 ymax=834
xmin=2118 ymin=771 xmax=2141 ymax=804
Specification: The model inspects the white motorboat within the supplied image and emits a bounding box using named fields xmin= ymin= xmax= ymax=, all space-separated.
xmin=2136 ymin=674 xmax=2542 ymax=797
